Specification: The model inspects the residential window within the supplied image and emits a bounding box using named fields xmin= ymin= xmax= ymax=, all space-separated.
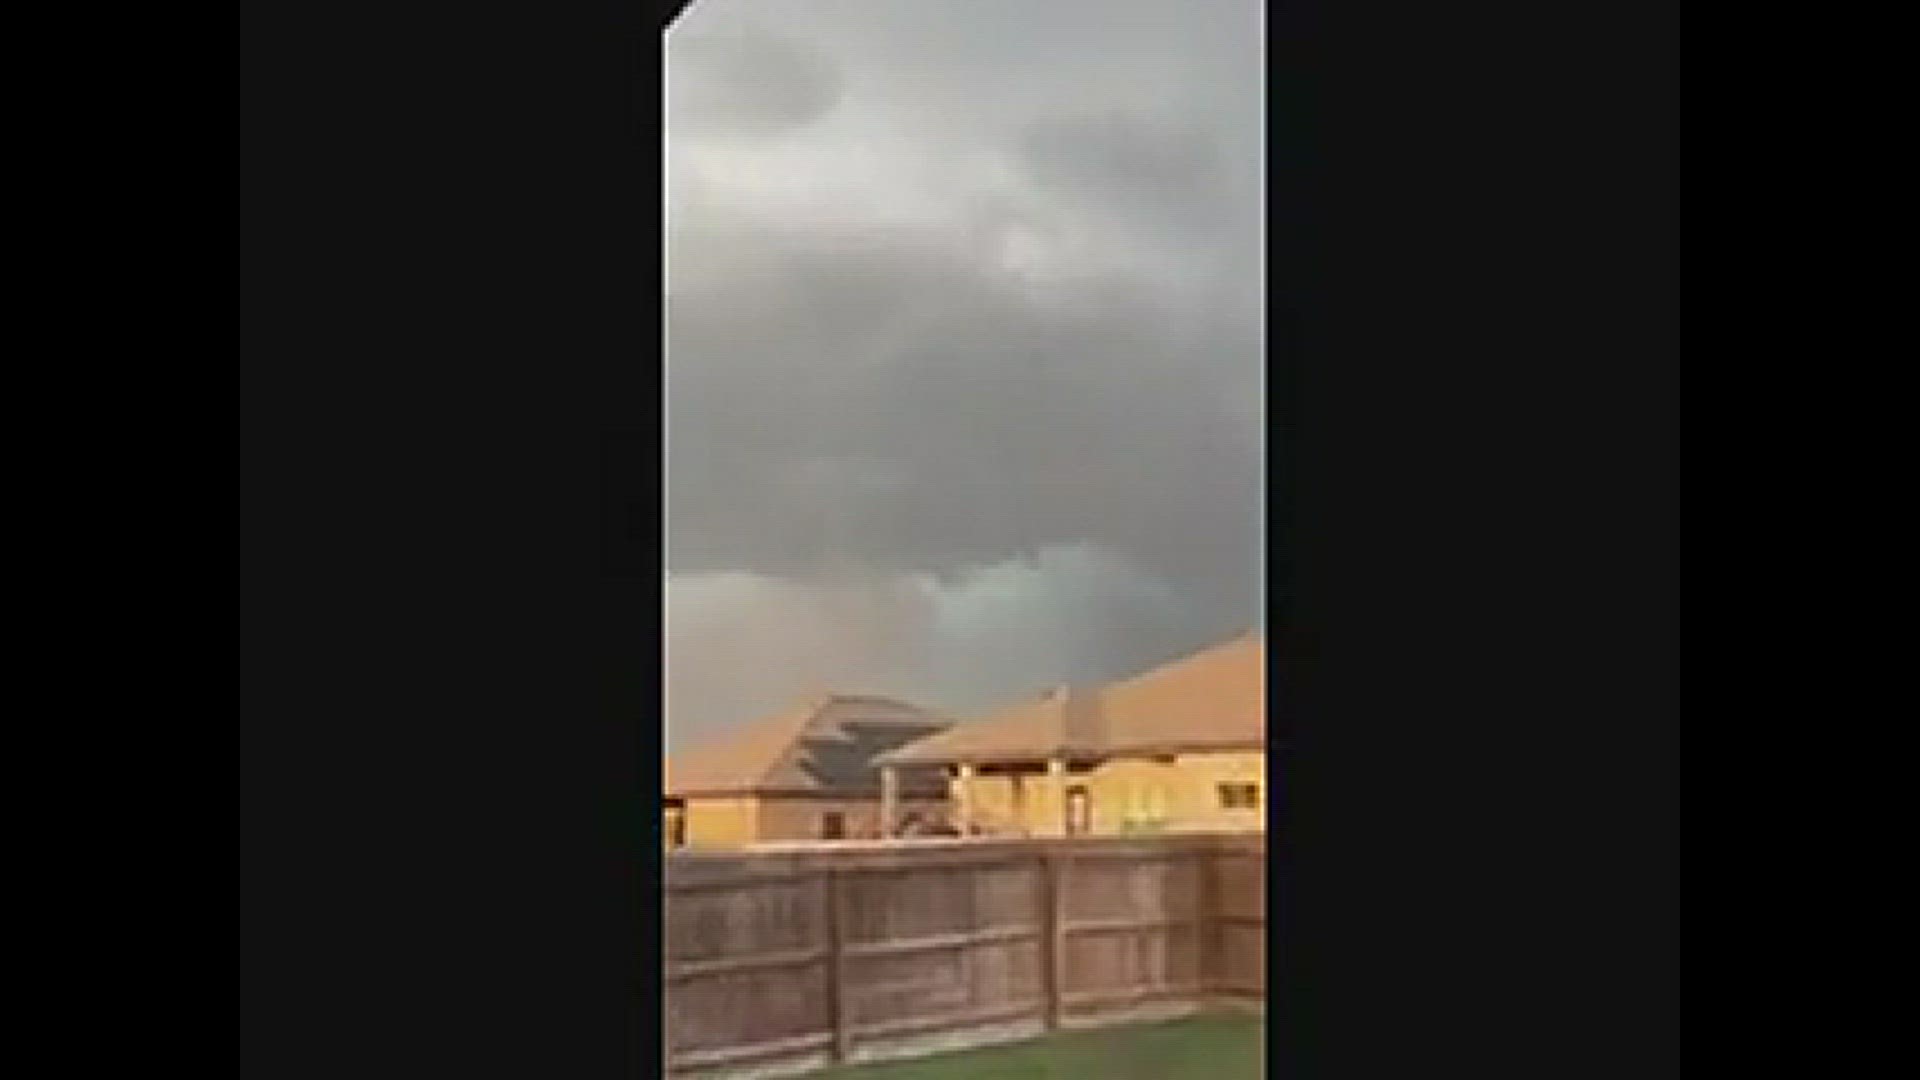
xmin=664 ymin=803 xmax=686 ymax=849
xmin=821 ymin=811 xmax=846 ymax=840
xmin=1217 ymin=782 xmax=1260 ymax=811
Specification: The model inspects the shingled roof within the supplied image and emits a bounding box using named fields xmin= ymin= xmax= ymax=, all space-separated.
xmin=876 ymin=631 xmax=1266 ymax=766
xmin=665 ymin=694 xmax=951 ymax=798
xmin=1100 ymin=630 xmax=1266 ymax=754
xmin=866 ymin=685 xmax=1100 ymax=765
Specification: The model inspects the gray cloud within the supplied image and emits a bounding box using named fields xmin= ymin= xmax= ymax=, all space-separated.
xmin=668 ymin=28 xmax=843 ymax=136
xmin=665 ymin=0 xmax=1264 ymax=744
xmin=1021 ymin=111 xmax=1224 ymax=214
xmin=666 ymin=222 xmax=1260 ymax=592
xmin=665 ymin=543 xmax=1212 ymax=749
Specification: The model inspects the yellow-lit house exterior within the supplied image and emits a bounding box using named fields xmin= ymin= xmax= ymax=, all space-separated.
xmin=664 ymin=694 xmax=952 ymax=850
xmin=875 ymin=632 xmax=1267 ymax=837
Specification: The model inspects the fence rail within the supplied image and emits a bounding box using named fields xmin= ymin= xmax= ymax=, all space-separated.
xmin=664 ymin=833 xmax=1265 ymax=1077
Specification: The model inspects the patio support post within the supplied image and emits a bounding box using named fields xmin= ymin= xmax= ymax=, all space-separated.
xmin=956 ymin=762 xmax=975 ymax=833
xmin=879 ymin=764 xmax=898 ymax=837
xmin=1047 ymin=756 xmax=1068 ymax=836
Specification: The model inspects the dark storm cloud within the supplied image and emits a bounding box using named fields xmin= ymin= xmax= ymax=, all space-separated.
xmin=1020 ymin=110 xmax=1227 ymax=218
xmin=664 ymin=0 xmax=1264 ymax=741
xmin=665 ymin=222 xmax=1260 ymax=594
xmin=667 ymin=28 xmax=843 ymax=136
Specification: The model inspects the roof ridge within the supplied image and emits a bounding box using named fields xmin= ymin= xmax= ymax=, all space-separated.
xmin=1107 ymin=631 xmax=1259 ymax=692
xmin=875 ymin=634 xmax=1263 ymax=768
xmin=821 ymin=690 xmax=936 ymax=707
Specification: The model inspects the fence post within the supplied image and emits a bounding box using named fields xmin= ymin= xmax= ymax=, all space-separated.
xmin=1041 ymin=847 xmax=1067 ymax=1029
xmin=824 ymin=866 xmax=851 ymax=1063
xmin=1196 ymin=840 xmax=1219 ymax=996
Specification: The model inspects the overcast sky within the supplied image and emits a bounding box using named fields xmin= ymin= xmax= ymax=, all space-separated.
xmin=665 ymin=0 xmax=1264 ymax=749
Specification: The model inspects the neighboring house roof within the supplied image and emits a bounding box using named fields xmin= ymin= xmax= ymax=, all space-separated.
xmin=870 ymin=685 xmax=1102 ymax=766
xmin=666 ymin=694 xmax=951 ymax=798
xmin=877 ymin=631 xmax=1266 ymax=767
xmin=1100 ymin=630 xmax=1266 ymax=754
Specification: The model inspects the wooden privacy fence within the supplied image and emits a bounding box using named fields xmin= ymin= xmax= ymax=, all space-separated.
xmin=664 ymin=833 xmax=1266 ymax=1077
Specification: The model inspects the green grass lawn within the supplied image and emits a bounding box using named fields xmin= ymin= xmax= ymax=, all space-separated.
xmin=819 ymin=1012 xmax=1264 ymax=1080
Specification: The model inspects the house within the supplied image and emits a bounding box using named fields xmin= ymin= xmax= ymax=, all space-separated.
xmin=664 ymin=693 xmax=952 ymax=849
xmin=873 ymin=632 xmax=1267 ymax=837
